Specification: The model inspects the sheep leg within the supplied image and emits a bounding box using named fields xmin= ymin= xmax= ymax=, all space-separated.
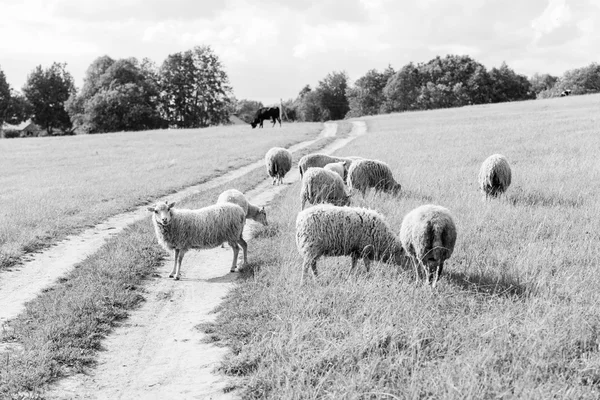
xmin=411 ymin=258 xmax=421 ymax=284
xmin=431 ymin=261 xmax=444 ymax=288
xmin=238 ymin=236 xmax=248 ymax=268
xmin=169 ymin=249 xmax=179 ymax=278
xmin=228 ymin=241 xmax=239 ymax=272
xmin=174 ymin=249 xmax=187 ymax=280
xmin=300 ymin=257 xmax=317 ymax=285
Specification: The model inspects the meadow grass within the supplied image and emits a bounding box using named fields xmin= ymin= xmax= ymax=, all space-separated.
xmin=0 ymin=123 xmax=322 ymax=270
xmin=203 ymin=94 xmax=600 ymax=398
xmin=0 ymin=131 xmax=336 ymax=399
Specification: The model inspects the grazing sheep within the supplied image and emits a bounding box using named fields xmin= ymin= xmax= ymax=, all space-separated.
xmin=478 ymin=154 xmax=511 ymax=199
xmin=323 ymin=161 xmax=348 ymax=181
xmin=399 ymin=205 xmax=457 ymax=288
xmin=265 ymin=147 xmax=292 ymax=185
xmin=217 ymin=189 xmax=268 ymax=226
xmin=296 ymin=204 xmax=405 ymax=284
xmin=300 ymin=167 xmax=351 ymax=210
xmin=298 ymin=153 xmax=353 ymax=179
xmin=347 ymin=159 xmax=401 ymax=195
xmin=147 ymin=201 xmax=247 ymax=280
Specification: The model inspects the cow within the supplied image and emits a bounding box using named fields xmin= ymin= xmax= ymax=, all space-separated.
xmin=251 ymin=106 xmax=281 ymax=129
xmin=560 ymin=89 xmax=572 ymax=97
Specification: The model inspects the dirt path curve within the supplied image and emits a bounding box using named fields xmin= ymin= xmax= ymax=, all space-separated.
xmin=0 ymin=123 xmax=338 ymax=328
xmin=46 ymin=121 xmax=367 ymax=400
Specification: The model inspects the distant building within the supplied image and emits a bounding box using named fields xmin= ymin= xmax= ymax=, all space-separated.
xmin=1 ymin=120 xmax=43 ymax=138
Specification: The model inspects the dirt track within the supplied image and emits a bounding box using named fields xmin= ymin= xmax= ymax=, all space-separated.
xmin=42 ymin=121 xmax=367 ymax=399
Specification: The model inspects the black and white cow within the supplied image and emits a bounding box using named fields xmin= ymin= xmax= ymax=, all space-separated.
xmin=251 ymin=106 xmax=281 ymax=129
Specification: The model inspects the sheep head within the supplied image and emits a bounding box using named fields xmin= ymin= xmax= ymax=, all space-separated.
xmin=148 ymin=201 xmax=176 ymax=226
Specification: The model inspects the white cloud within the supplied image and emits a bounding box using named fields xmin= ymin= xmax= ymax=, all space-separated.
xmin=531 ymin=0 xmax=572 ymax=41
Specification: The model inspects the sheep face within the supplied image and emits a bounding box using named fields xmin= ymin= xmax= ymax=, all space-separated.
xmin=148 ymin=201 xmax=175 ymax=226
xmin=256 ymin=207 xmax=268 ymax=226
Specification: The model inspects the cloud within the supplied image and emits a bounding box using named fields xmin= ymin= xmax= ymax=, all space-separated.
xmin=531 ymin=0 xmax=572 ymax=41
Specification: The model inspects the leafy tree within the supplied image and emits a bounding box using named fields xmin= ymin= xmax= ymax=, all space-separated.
xmin=346 ymin=66 xmax=394 ymax=117
xmin=315 ymin=71 xmax=350 ymax=120
xmin=1 ymin=68 xmax=32 ymax=138
xmin=67 ymin=56 xmax=164 ymax=133
xmin=382 ymin=62 xmax=423 ymax=112
xmin=530 ymin=73 xmax=558 ymax=96
xmin=538 ymin=63 xmax=600 ymax=98
xmin=22 ymin=63 xmax=75 ymax=134
xmin=159 ymin=45 xmax=233 ymax=128
xmin=488 ymin=62 xmax=534 ymax=103
xmin=235 ymin=99 xmax=264 ymax=123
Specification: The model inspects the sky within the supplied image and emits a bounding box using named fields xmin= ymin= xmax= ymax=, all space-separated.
xmin=1 ymin=0 xmax=598 ymax=105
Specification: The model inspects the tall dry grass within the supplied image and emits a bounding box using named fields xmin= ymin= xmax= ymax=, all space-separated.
xmin=205 ymin=95 xmax=600 ymax=398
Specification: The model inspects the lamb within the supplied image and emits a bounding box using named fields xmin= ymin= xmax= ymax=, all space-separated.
xmin=399 ymin=204 xmax=457 ymax=288
xmin=478 ymin=154 xmax=511 ymax=199
xmin=323 ymin=161 xmax=347 ymax=181
xmin=265 ymin=147 xmax=292 ymax=185
xmin=147 ymin=201 xmax=248 ymax=280
xmin=217 ymin=189 xmax=268 ymax=226
xmin=298 ymin=153 xmax=353 ymax=179
xmin=296 ymin=204 xmax=405 ymax=284
xmin=300 ymin=167 xmax=351 ymax=210
xmin=347 ymin=159 xmax=401 ymax=195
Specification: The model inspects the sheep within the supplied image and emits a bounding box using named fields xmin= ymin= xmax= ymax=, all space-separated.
xmin=217 ymin=189 xmax=268 ymax=226
xmin=399 ymin=204 xmax=457 ymax=288
xmin=300 ymin=167 xmax=351 ymax=210
xmin=323 ymin=161 xmax=347 ymax=181
xmin=478 ymin=154 xmax=511 ymax=199
xmin=295 ymin=204 xmax=405 ymax=284
xmin=265 ymin=147 xmax=292 ymax=185
xmin=147 ymin=201 xmax=248 ymax=280
xmin=347 ymin=159 xmax=401 ymax=195
xmin=298 ymin=153 xmax=353 ymax=179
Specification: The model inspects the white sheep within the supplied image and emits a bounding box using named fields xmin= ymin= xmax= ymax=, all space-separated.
xmin=300 ymin=167 xmax=351 ymax=210
xmin=323 ymin=161 xmax=347 ymax=181
xmin=265 ymin=147 xmax=292 ymax=185
xmin=478 ymin=154 xmax=512 ymax=199
xmin=298 ymin=153 xmax=353 ymax=179
xmin=399 ymin=204 xmax=457 ymax=288
xmin=347 ymin=159 xmax=401 ymax=195
xmin=147 ymin=201 xmax=248 ymax=280
xmin=296 ymin=204 xmax=405 ymax=284
xmin=217 ymin=189 xmax=268 ymax=226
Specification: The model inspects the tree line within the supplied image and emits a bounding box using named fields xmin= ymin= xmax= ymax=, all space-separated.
xmin=0 ymin=45 xmax=233 ymax=136
xmin=276 ymin=55 xmax=600 ymax=122
xmin=2 ymin=49 xmax=599 ymax=136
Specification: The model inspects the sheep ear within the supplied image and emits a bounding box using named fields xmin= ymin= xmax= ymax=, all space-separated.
xmin=147 ymin=206 xmax=155 ymax=212
xmin=260 ymin=206 xmax=266 ymax=213
xmin=167 ymin=202 xmax=175 ymax=209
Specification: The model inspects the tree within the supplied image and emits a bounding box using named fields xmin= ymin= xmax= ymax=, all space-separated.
xmin=346 ymin=66 xmax=394 ymax=117
xmin=530 ymin=73 xmax=558 ymax=96
xmin=22 ymin=63 xmax=75 ymax=134
xmin=315 ymin=71 xmax=350 ymax=120
xmin=67 ymin=56 xmax=164 ymax=133
xmin=235 ymin=99 xmax=264 ymax=123
xmin=159 ymin=45 xmax=233 ymax=128
xmin=488 ymin=62 xmax=534 ymax=103
xmin=382 ymin=62 xmax=422 ymax=112
xmin=538 ymin=63 xmax=600 ymax=98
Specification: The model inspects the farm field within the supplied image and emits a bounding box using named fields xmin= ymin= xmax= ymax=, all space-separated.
xmin=0 ymin=123 xmax=322 ymax=270
xmin=0 ymin=121 xmax=349 ymax=398
xmin=205 ymin=94 xmax=600 ymax=398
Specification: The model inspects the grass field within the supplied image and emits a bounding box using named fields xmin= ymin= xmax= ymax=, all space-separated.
xmin=0 ymin=123 xmax=322 ymax=270
xmin=0 ymin=125 xmax=340 ymax=399
xmin=204 ymin=94 xmax=600 ymax=398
